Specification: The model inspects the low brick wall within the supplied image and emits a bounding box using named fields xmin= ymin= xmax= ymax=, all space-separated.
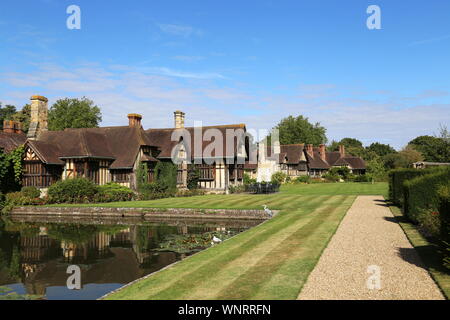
xmin=11 ymin=206 xmax=277 ymax=220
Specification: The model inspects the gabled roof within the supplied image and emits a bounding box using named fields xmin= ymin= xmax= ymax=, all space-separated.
xmin=0 ymin=131 xmax=26 ymax=153
xmin=146 ymin=124 xmax=247 ymax=160
xmin=306 ymin=150 xmax=330 ymax=169
xmin=280 ymin=144 xmax=305 ymax=164
xmin=268 ymin=144 xmax=366 ymax=170
xmin=27 ymin=126 xmax=156 ymax=169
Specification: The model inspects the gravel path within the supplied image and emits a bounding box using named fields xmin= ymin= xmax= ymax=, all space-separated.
xmin=298 ymin=195 xmax=444 ymax=300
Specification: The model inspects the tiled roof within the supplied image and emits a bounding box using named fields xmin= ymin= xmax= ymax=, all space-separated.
xmin=0 ymin=131 xmax=26 ymax=153
xmin=146 ymin=124 xmax=247 ymax=160
xmin=27 ymin=126 xmax=155 ymax=169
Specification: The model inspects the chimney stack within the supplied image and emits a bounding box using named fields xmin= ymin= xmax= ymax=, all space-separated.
xmin=174 ymin=110 xmax=185 ymax=129
xmin=3 ymin=120 xmax=21 ymax=134
xmin=339 ymin=144 xmax=345 ymax=157
xmin=128 ymin=113 xmax=142 ymax=128
xmin=306 ymin=144 xmax=313 ymax=156
xmin=319 ymin=144 xmax=326 ymax=161
xmin=27 ymin=95 xmax=48 ymax=140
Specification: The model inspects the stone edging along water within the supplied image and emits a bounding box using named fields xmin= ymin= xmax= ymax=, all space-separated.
xmin=11 ymin=206 xmax=277 ymax=220
xmin=98 ymin=214 xmax=275 ymax=300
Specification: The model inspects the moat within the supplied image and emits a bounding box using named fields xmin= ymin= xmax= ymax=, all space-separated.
xmin=0 ymin=215 xmax=262 ymax=300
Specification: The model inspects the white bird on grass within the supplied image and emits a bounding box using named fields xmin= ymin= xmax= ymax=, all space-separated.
xmin=263 ymin=205 xmax=273 ymax=217
xmin=212 ymin=236 xmax=222 ymax=243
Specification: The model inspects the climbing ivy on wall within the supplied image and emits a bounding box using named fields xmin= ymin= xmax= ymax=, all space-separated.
xmin=0 ymin=145 xmax=25 ymax=193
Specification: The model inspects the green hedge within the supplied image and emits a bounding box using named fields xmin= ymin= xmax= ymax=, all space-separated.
xmin=94 ymin=183 xmax=134 ymax=202
xmin=402 ymin=168 xmax=450 ymax=269
xmin=388 ymin=168 xmax=438 ymax=205
xmin=403 ymin=168 xmax=450 ymax=224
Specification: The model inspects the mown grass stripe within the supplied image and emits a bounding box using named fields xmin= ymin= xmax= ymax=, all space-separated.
xmin=108 ymin=195 xmax=328 ymax=299
xmin=214 ymin=196 xmax=349 ymax=299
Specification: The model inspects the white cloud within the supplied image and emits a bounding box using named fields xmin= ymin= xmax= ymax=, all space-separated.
xmin=1 ymin=63 xmax=449 ymax=150
xmin=157 ymin=23 xmax=203 ymax=37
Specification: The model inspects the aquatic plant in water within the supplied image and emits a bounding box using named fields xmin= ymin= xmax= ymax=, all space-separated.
xmin=156 ymin=231 xmax=237 ymax=254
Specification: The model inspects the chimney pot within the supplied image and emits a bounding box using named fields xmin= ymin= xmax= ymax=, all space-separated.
xmin=174 ymin=110 xmax=185 ymax=129
xmin=128 ymin=113 xmax=142 ymax=128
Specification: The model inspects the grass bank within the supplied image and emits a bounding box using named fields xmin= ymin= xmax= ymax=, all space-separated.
xmin=101 ymin=182 xmax=387 ymax=300
xmin=387 ymin=204 xmax=450 ymax=299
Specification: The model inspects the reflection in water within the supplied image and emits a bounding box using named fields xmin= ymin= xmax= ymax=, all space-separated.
xmin=0 ymin=216 xmax=260 ymax=300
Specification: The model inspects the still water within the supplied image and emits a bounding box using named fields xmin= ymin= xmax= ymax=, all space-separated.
xmin=0 ymin=215 xmax=262 ymax=300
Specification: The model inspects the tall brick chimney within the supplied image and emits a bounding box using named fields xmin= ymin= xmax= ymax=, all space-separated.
xmin=339 ymin=144 xmax=345 ymax=157
xmin=319 ymin=144 xmax=326 ymax=161
xmin=27 ymin=95 xmax=48 ymax=140
xmin=128 ymin=113 xmax=142 ymax=128
xmin=306 ymin=144 xmax=314 ymax=156
xmin=174 ymin=110 xmax=185 ymax=128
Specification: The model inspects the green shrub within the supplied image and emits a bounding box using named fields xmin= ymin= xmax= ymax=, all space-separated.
xmin=271 ymin=172 xmax=287 ymax=184
xmin=354 ymin=174 xmax=370 ymax=182
xmin=154 ymin=162 xmax=178 ymax=193
xmin=1 ymin=191 xmax=45 ymax=214
xmin=94 ymin=183 xmax=134 ymax=202
xmin=138 ymin=182 xmax=173 ymax=200
xmin=294 ymin=175 xmax=311 ymax=184
xmin=229 ymin=184 xmax=246 ymax=194
xmin=328 ymin=166 xmax=351 ymax=179
xmin=47 ymin=177 xmax=98 ymax=203
xmin=243 ymin=173 xmax=257 ymax=186
xmin=176 ymin=188 xmax=206 ymax=197
xmin=187 ymin=167 xmax=200 ymax=190
xmin=20 ymin=186 xmax=41 ymax=199
xmin=322 ymin=172 xmax=340 ymax=182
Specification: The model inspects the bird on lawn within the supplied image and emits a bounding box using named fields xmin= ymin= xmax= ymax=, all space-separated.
xmin=263 ymin=205 xmax=273 ymax=217
xmin=212 ymin=236 xmax=222 ymax=243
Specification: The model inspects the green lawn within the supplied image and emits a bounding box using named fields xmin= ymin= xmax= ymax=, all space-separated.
xmin=46 ymin=182 xmax=388 ymax=209
xmin=102 ymin=182 xmax=387 ymax=300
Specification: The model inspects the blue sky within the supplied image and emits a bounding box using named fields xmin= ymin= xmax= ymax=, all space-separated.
xmin=0 ymin=0 xmax=449 ymax=149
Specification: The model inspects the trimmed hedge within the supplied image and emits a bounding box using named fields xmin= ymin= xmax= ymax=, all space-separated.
xmin=403 ymin=167 xmax=450 ymax=224
xmin=388 ymin=168 xmax=439 ymax=205
xmin=94 ymin=183 xmax=134 ymax=202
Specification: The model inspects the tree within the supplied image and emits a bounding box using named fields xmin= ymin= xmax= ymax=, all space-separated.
xmin=366 ymin=156 xmax=387 ymax=181
xmin=383 ymin=145 xmax=424 ymax=169
xmin=273 ymin=115 xmax=327 ymax=145
xmin=339 ymin=137 xmax=363 ymax=149
xmin=327 ymin=140 xmax=339 ymax=152
xmin=0 ymin=103 xmax=17 ymax=130
xmin=408 ymin=135 xmax=450 ymax=162
xmin=366 ymin=142 xmax=396 ymax=158
xmin=48 ymin=97 xmax=102 ymax=131
xmin=10 ymin=104 xmax=31 ymax=132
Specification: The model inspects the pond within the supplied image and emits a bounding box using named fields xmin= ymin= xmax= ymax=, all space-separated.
xmin=0 ymin=215 xmax=263 ymax=300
